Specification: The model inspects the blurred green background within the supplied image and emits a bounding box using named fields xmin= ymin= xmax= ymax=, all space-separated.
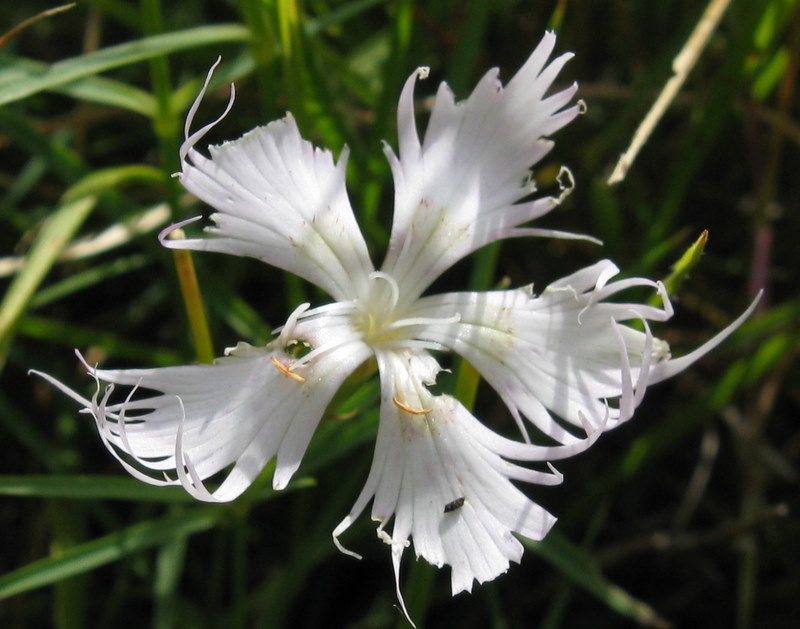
xmin=1 ymin=0 xmax=797 ymax=627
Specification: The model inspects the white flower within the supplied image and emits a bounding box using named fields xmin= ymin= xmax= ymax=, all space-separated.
xmin=32 ymin=32 xmax=759 ymax=617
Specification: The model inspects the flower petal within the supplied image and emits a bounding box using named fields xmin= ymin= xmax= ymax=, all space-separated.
xmin=647 ymin=290 xmax=762 ymax=384
xmin=333 ymin=349 xmax=597 ymax=613
xmin=381 ymin=32 xmax=584 ymax=300
xmin=166 ymin=62 xmax=374 ymax=302
xmin=35 ymin=319 xmax=371 ymax=502
xmin=409 ymin=260 xmax=678 ymax=443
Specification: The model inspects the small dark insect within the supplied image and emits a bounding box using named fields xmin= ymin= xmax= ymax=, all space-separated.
xmin=443 ymin=496 xmax=465 ymax=513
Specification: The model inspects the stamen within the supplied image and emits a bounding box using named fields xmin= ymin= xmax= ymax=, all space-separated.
xmin=270 ymin=355 xmax=306 ymax=383
xmin=295 ymin=300 xmax=358 ymax=320
xmin=368 ymin=271 xmax=400 ymax=312
xmin=275 ymin=302 xmax=311 ymax=347
xmin=392 ymin=395 xmax=431 ymax=415
xmin=386 ymin=312 xmax=460 ymax=331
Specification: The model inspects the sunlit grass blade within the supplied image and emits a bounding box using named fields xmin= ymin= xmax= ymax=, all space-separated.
xmin=27 ymin=254 xmax=150 ymax=308
xmin=62 ymin=164 xmax=164 ymax=203
xmin=0 ymin=23 xmax=249 ymax=107
xmin=0 ymin=196 xmax=96 ymax=370
xmin=648 ymin=0 xmax=773 ymax=245
xmin=661 ymin=228 xmax=708 ymax=295
xmin=1 ymin=203 xmax=170 ymax=282
xmin=607 ymin=0 xmax=733 ymax=186
xmin=0 ymin=57 xmax=156 ymax=115
xmin=638 ymin=229 xmax=709 ymax=314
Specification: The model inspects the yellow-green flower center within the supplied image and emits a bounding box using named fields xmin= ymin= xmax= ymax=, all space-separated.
xmin=356 ymin=272 xmax=407 ymax=346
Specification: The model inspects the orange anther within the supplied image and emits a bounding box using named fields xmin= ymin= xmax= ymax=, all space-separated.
xmin=270 ymin=355 xmax=306 ymax=383
xmin=392 ymin=395 xmax=431 ymax=415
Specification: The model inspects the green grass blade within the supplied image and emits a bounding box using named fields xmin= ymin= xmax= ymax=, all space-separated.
xmin=153 ymin=517 xmax=189 ymax=629
xmin=0 ymin=55 xmax=155 ymax=115
xmin=27 ymin=255 xmax=150 ymax=308
xmin=49 ymin=498 xmax=88 ymax=629
xmin=303 ymin=0 xmax=384 ymax=36
xmin=61 ymin=164 xmax=164 ymax=203
xmin=0 ymin=23 xmax=249 ymax=107
xmin=0 ymin=106 xmax=84 ymax=183
xmin=0 ymin=508 xmax=221 ymax=600
xmin=0 ymin=196 xmax=96 ymax=370
xmin=525 ymin=530 xmax=671 ymax=628
xmin=0 ymin=474 xmax=316 ymax=502
xmin=19 ymin=314 xmax=185 ymax=366
xmin=0 ymin=395 xmax=69 ymax=472
xmin=0 ymin=475 xmax=203 ymax=502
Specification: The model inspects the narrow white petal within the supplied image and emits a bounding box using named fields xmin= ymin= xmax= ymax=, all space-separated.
xmin=648 ymin=290 xmax=762 ymax=384
xmin=168 ymin=64 xmax=374 ymax=301
xmin=409 ymin=261 xmax=676 ymax=441
xmin=41 ymin=319 xmax=370 ymax=502
xmin=335 ymin=349 xmax=563 ymax=609
xmin=382 ymin=31 xmax=581 ymax=300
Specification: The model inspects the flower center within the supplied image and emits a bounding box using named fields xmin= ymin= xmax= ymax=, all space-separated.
xmin=354 ymin=272 xmax=462 ymax=350
xmin=357 ymin=272 xmax=407 ymax=346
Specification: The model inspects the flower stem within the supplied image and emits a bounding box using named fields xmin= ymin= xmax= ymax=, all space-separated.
xmin=169 ymin=230 xmax=214 ymax=364
xmin=141 ymin=0 xmax=212 ymax=363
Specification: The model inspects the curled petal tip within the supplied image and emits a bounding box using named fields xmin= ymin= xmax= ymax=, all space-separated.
xmin=180 ymin=60 xmax=236 ymax=163
xmin=158 ymin=216 xmax=203 ymax=247
xmin=578 ymin=409 xmax=607 ymax=439
xmin=332 ymin=530 xmax=363 ymax=561
xmin=648 ymin=290 xmax=763 ymax=385
xmin=546 ymin=462 xmax=565 ymax=484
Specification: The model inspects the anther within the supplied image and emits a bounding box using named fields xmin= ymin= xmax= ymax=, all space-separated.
xmin=392 ymin=395 xmax=431 ymax=415
xmin=270 ymin=355 xmax=306 ymax=383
